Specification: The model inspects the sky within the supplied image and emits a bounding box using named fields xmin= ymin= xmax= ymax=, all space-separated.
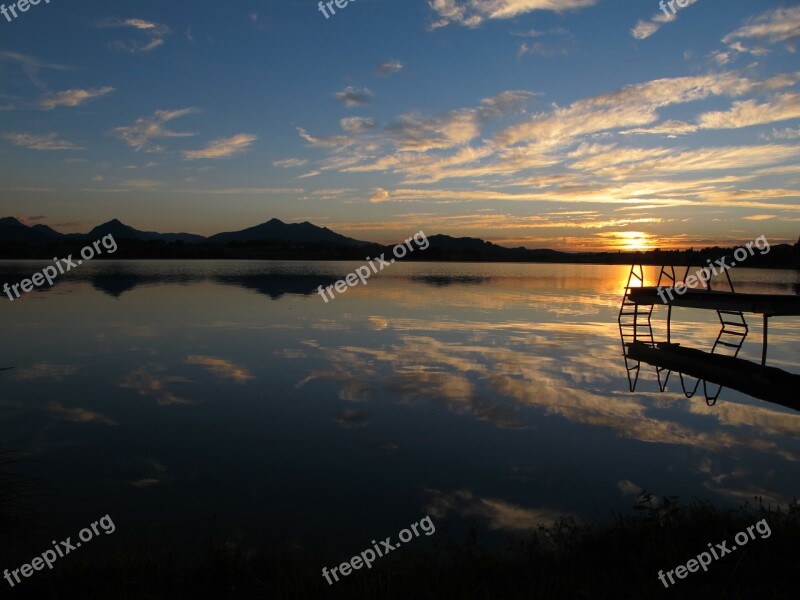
xmin=0 ymin=0 xmax=798 ymax=251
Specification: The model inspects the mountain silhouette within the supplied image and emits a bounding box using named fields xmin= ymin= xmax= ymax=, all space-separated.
xmin=84 ymin=219 xmax=205 ymax=243
xmin=207 ymin=218 xmax=369 ymax=246
xmin=0 ymin=217 xmax=57 ymax=244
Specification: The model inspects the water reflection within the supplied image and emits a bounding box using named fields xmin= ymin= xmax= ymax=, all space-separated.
xmin=1 ymin=260 xmax=798 ymax=554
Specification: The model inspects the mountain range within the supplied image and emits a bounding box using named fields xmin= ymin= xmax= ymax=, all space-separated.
xmin=0 ymin=217 xmax=372 ymax=246
xmin=1 ymin=216 xmax=797 ymax=267
xmin=0 ymin=216 xmax=549 ymax=259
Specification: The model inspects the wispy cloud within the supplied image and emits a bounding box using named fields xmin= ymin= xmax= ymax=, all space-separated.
xmin=97 ymin=17 xmax=170 ymax=52
xmin=763 ymin=126 xmax=800 ymax=141
xmin=40 ymin=86 xmax=114 ymax=110
xmin=722 ymin=6 xmax=800 ymax=47
xmin=429 ymin=0 xmax=597 ymax=30
xmin=697 ymin=93 xmax=800 ymax=130
xmin=273 ymin=158 xmax=308 ymax=168
xmin=631 ymin=0 xmax=698 ymax=40
xmin=183 ymin=134 xmax=257 ymax=159
xmin=514 ymin=28 xmax=576 ymax=57
xmin=340 ymin=117 xmax=377 ymax=133
xmin=376 ymin=59 xmax=404 ymax=76
xmin=185 ymin=355 xmax=254 ymax=383
xmin=11 ymin=362 xmax=78 ymax=380
xmin=0 ymin=51 xmax=72 ymax=91
xmin=712 ymin=7 xmax=800 ymax=64
xmin=118 ymin=179 xmax=162 ymax=190
xmin=3 ymin=132 xmax=83 ymax=151
xmin=113 ymin=108 xmax=197 ymax=152
xmin=333 ymin=86 xmax=373 ymax=108
xmin=185 ymin=187 xmax=303 ymax=194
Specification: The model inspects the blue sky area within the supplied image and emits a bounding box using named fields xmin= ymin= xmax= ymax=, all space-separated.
xmin=1 ymin=0 xmax=798 ymax=250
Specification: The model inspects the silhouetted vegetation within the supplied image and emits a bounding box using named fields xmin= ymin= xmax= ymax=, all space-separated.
xmin=7 ymin=494 xmax=799 ymax=599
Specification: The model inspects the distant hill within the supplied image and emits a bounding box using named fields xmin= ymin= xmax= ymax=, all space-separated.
xmin=0 ymin=217 xmax=205 ymax=244
xmin=208 ymin=218 xmax=369 ymax=246
xmin=30 ymin=223 xmax=63 ymax=239
xmin=1 ymin=216 xmax=797 ymax=268
xmin=83 ymin=219 xmax=206 ymax=244
xmin=425 ymin=234 xmax=568 ymax=260
xmin=0 ymin=217 xmax=58 ymax=244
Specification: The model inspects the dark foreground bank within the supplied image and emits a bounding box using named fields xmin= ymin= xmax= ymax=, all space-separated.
xmin=2 ymin=494 xmax=798 ymax=600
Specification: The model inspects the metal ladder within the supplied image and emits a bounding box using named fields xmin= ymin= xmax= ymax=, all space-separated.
xmin=673 ymin=259 xmax=748 ymax=404
xmin=618 ymin=263 xmax=669 ymax=392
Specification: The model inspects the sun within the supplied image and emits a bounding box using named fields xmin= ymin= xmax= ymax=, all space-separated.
xmin=616 ymin=231 xmax=655 ymax=252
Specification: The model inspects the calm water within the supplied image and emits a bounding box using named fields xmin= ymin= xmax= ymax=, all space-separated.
xmin=1 ymin=260 xmax=799 ymax=557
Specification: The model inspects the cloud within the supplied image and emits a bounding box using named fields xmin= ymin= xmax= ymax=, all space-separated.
xmin=370 ymin=187 xmax=390 ymax=203
xmin=631 ymin=1 xmax=697 ymax=40
xmin=426 ymin=488 xmax=568 ymax=531
xmin=429 ymin=0 xmax=597 ymax=30
xmin=333 ymin=86 xmax=374 ymax=108
xmin=185 ymin=355 xmax=254 ymax=383
xmin=40 ymin=86 xmax=114 ymax=110
xmin=118 ymin=179 xmax=161 ymax=190
xmin=47 ymin=402 xmax=118 ymax=426
xmin=272 ymin=158 xmax=308 ymax=168
xmin=0 ymin=51 xmax=72 ymax=91
xmin=334 ymin=408 xmax=370 ymax=428
xmin=620 ymin=120 xmax=699 ymax=137
xmin=696 ymin=93 xmax=800 ymax=130
xmin=494 ymin=71 xmax=764 ymax=148
xmin=722 ymin=6 xmax=800 ymax=46
xmin=340 ymin=117 xmax=377 ymax=133
xmin=712 ymin=7 xmax=800 ymax=64
xmin=763 ymin=126 xmax=800 ymax=140
xmin=3 ymin=132 xmax=83 ymax=151
xmin=299 ymin=69 xmax=800 ymax=199
xmin=11 ymin=363 xmax=78 ymax=380
xmin=112 ymin=108 xmax=197 ymax=152
xmin=515 ymin=28 xmax=577 ymax=57
xmin=187 ymin=187 xmax=304 ymax=194
xmin=97 ymin=17 xmax=170 ymax=53
xmin=376 ymin=59 xmax=404 ymax=76
xmin=119 ymin=364 xmax=193 ymax=406
xmin=375 ymin=91 xmax=533 ymax=154
xmin=183 ymin=133 xmax=257 ymax=159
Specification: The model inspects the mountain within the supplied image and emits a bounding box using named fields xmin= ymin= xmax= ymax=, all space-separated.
xmin=30 ymin=223 xmax=64 ymax=239
xmin=0 ymin=217 xmax=60 ymax=244
xmin=425 ymin=234 xmax=567 ymax=260
xmin=207 ymin=218 xmax=369 ymax=246
xmin=84 ymin=219 xmax=207 ymax=244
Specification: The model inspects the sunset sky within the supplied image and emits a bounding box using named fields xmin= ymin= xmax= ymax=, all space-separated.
xmin=1 ymin=0 xmax=798 ymax=251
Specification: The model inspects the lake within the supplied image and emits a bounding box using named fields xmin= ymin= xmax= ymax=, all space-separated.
xmin=1 ymin=260 xmax=799 ymax=557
